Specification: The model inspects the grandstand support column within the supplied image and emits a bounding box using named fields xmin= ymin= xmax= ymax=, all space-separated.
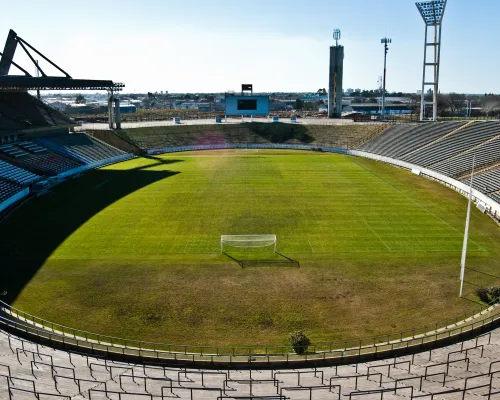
xmin=108 ymin=92 xmax=115 ymax=129
xmin=416 ymin=0 xmax=447 ymax=121
xmin=114 ymin=97 xmax=121 ymax=130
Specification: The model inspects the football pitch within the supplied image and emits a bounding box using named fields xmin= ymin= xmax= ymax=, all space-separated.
xmin=3 ymin=150 xmax=500 ymax=347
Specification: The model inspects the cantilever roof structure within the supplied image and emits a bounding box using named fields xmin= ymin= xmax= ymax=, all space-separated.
xmin=0 ymin=76 xmax=124 ymax=91
xmin=416 ymin=0 xmax=447 ymax=25
xmin=0 ymin=29 xmax=124 ymax=92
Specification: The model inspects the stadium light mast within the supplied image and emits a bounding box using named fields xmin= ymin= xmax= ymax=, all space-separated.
xmin=416 ymin=0 xmax=447 ymax=121
xmin=380 ymin=38 xmax=391 ymax=119
xmin=460 ymin=154 xmax=475 ymax=298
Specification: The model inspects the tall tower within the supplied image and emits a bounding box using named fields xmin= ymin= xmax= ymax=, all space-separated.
xmin=416 ymin=0 xmax=447 ymax=121
xmin=328 ymin=29 xmax=344 ymax=119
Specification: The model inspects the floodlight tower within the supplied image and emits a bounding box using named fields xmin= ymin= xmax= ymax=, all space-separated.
xmin=416 ymin=0 xmax=447 ymax=121
xmin=380 ymin=38 xmax=391 ymax=119
xmin=328 ymin=29 xmax=344 ymax=119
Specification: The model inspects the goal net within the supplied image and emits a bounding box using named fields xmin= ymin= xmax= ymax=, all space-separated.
xmin=221 ymin=234 xmax=277 ymax=253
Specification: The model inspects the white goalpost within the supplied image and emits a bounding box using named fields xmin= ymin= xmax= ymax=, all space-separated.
xmin=220 ymin=234 xmax=277 ymax=253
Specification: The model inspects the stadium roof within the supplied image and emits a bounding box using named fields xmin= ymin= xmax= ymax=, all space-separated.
xmin=416 ymin=0 xmax=447 ymax=25
xmin=0 ymin=76 xmax=124 ymax=91
xmin=0 ymin=29 xmax=124 ymax=91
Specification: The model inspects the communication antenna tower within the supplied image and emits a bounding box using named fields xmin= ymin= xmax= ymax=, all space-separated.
xmin=333 ymin=29 xmax=341 ymax=47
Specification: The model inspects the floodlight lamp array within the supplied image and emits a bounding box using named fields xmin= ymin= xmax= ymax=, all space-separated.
xmin=416 ymin=0 xmax=447 ymax=25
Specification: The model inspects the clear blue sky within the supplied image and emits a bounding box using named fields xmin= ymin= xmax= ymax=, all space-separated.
xmin=1 ymin=0 xmax=498 ymax=94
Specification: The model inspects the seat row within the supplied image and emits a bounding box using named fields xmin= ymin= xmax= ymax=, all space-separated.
xmin=36 ymin=133 xmax=125 ymax=164
xmin=432 ymin=136 xmax=500 ymax=178
xmin=358 ymin=122 xmax=465 ymax=159
xmin=0 ymin=180 xmax=23 ymax=204
xmin=401 ymin=121 xmax=500 ymax=167
xmin=0 ymin=160 xmax=40 ymax=186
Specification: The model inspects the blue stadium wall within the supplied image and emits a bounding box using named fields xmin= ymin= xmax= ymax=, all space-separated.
xmin=225 ymin=95 xmax=270 ymax=116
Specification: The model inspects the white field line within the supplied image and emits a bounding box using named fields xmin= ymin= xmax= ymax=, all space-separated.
xmin=307 ymin=238 xmax=315 ymax=253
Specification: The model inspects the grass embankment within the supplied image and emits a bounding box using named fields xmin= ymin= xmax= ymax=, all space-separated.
xmin=107 ymin=123 xmax=388 ymax=150
xmin=2 ymin=150 xmax=499 ymax=347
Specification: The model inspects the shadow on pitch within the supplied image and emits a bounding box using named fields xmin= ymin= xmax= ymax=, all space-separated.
xmin=245 ymin=122 xmax=315 ymax=145
xmin=222 ymin=251 xmax=300 ymax=268
xmin=0 ymin=160 xmax=180 ymax=304
xmin=134 ymin=155 xmax=184 ymax=170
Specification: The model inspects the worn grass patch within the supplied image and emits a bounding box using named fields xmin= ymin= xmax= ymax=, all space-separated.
xmin=2 ymin=150 xmax=500 ymax=348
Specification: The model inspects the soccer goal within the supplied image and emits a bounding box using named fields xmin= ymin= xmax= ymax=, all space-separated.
xmin=220 ymin=234 xmax=277 ymax=253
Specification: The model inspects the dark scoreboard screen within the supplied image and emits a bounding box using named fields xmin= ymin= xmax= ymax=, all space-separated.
xmin=237 ymin=99 xmax=257 ymax=111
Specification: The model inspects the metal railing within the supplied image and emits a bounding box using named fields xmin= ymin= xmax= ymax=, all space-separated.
xmin=1 ymin=299 xmax=499 ymax=365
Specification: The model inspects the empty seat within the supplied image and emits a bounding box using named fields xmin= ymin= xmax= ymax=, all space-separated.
xmin=36 ymin=133 xmax=125 ymax=164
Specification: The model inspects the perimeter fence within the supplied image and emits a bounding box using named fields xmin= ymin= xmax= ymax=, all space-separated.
xmin=1 ymin=298 xmax=499 ymax=367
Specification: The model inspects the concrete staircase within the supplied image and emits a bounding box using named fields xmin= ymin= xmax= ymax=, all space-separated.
xmin=2 ymin=328 xmax=500 ymax=399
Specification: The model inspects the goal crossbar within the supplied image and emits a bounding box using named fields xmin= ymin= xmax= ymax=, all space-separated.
xmin=221 ymin=234 xmax=277 ymax=252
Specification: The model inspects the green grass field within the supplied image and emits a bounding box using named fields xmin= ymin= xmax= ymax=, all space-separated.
xmin=2 ymin=150 xmax=500 ymax=348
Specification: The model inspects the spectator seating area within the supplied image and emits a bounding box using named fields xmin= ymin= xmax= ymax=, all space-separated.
xmin=0 ymin=179 xmax=24 ymax=204
xmin=358 ymin=121 xmax=466 ymax=159
xmin=0 ymin=140 xmax=82 ymax=176
xmin=0 ymin=91 xmax=73 ymax=133
xmin=0 ymin=159 xmax=40 ymax=186
xmin=14 ymin=151 xmax=82 ymax=176
xmin=357 ymin=121 xmax=500 ymax=205
xmin=36 ymin=133 xmax=126 ymax=164
xmin=401 ymin=122 xmax=500 ymax=167
xmin=463 ymin=165 xmax=500 ymax=203
xmin=432 ymin=136 xmax=500 ymax=178
xmin=0 ymin=326 xmax=500 ymax=400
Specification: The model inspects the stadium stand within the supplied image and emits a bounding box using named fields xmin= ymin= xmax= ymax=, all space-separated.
xmin=432 ymin=136 xmax=500 ymax=177
xmin=400 ymin=121 xmax=500 ymax=167
xmin=0 ymin=145 xmax=83 ymax=176
xmin=464 ymin=165 xmax=500 ymax=195
xmin=36 ymin=133 xmax=126 ymax=164
xmin=0 ymin=159 xmax=40 ymax=185
xmin=1 ymin=326 xmax=500 ymax=399
xmin=0 ymin=179 xmax=24 ymax=204
xmin=0 ymin=91 xmax=73 ymax=131
xmin=357 ymin=121 xmax=466 ymax=158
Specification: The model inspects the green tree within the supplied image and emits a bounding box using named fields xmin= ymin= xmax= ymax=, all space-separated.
xmin=289 ymin=331 xmax=311 ymax=355
xmin=294 ymin=98 xmax=304 ymax=110
xmin=75 ymin=94 xmax=86 ymax=104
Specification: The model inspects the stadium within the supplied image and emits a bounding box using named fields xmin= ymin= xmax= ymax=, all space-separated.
xmin=2 ymin=1 xmax=500 ymax=399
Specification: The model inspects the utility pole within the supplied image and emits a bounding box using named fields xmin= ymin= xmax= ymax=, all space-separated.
xmin=460 ymin=154 xmax=475 ymax=297
xmin=381 ymin=38 xmax=391 ymax=119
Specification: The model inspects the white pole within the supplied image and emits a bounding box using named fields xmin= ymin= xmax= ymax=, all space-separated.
xmin=420 ymin=25 xmax=428 ymax=121
xmin=459 ymin=154 xmax=475 ymax=297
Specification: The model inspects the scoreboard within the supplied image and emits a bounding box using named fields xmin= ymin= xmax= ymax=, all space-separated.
xmin=225 ymin=95 xmax=270 ymax=116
